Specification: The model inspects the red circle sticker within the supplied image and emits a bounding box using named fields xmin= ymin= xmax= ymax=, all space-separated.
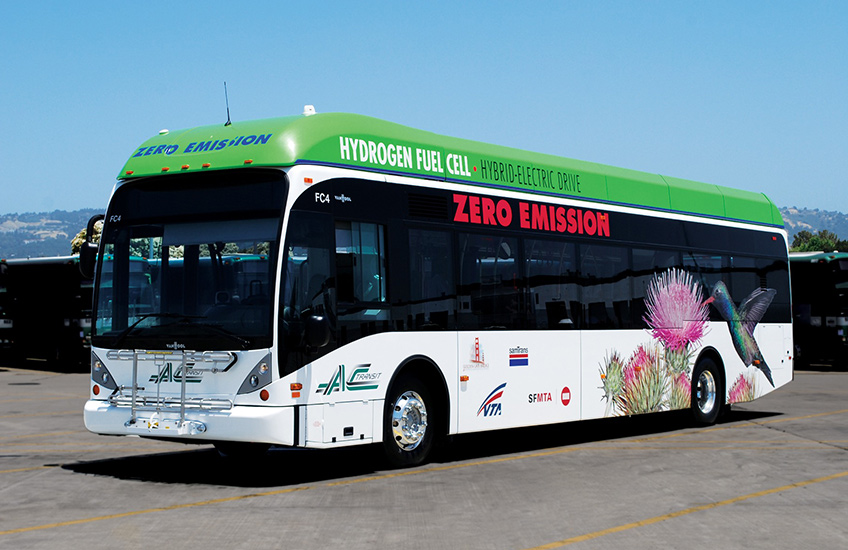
xmin=561 ymin=387 xmax=571 ymax=406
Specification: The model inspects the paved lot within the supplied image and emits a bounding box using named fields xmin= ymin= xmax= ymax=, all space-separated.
xmin=1 ymin=366 xmax=847 ymax=549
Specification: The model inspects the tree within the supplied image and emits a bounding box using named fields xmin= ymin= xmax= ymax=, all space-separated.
xmin=791 ymin=230 xmax=848 ymax=252
xmin=70 ymin=220 xmax=102 ymax=255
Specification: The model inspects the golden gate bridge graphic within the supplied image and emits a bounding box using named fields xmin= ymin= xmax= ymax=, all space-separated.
xmin=470 ymin=338 xmax=486 ymax=365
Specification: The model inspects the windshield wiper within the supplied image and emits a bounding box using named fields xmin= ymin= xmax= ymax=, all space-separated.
xmin=174 ymin=320 xmax=252 ymax=350
xmin=110 ymin=313 xmax=200 ymax=348
xmin=110 ymin=313 xmax=252 ymax=351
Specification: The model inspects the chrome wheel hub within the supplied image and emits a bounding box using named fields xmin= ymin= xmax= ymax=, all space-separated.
xmin=391 ymin=391 xmax=428 ymax=451
xmin=696 ymin=370 xmax=717 ymax=414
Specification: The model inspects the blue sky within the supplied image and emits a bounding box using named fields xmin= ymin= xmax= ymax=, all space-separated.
xmin=1 ymin=1 xmax=846 ymax=215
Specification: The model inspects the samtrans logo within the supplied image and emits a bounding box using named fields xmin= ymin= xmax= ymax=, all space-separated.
xmin=148 ymin=363 xmax=202 ymax=384
xmin=316 ymin=364 xmax=381 ymax=395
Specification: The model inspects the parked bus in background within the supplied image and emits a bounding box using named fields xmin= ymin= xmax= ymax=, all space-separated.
xmin=790 ymin=251 xmax=848 ymax=368
xmin=80 ymin=109 xmax=792 ymax=466
xmin=0 ymin=256 xmax=92 ymax=370
xmin=0 ymin=260 xmax=11 ymax=355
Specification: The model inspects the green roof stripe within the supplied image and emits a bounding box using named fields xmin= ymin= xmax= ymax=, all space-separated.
xmin=119 ymin=112 xmax=783 ymax=228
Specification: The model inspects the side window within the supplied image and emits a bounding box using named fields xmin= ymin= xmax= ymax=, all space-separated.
xmin=683 ymin=253 xmax=726 ymax=322
xmin=524 ymin=238 xmax=579 ymax=329
xmin=579 ymin=244 xmax=630 ymax=329
xmin=457 ymin=233 xmax=522 ymax=330
xmin=408 ymin=229 xmax=455 ymax=330
xmin=729 ymin=256 xmax=760 ymax=302
xmin=335 ymin=221 xmax=387 ymax=304
xmin=632 ymin=248 xmax=681 ymax=327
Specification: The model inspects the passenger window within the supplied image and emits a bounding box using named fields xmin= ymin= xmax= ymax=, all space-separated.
xmin=335 ymin=221 xmax=387 ymax=304
xmin=579 ymin=244 xmax=630 ymax=329
xmin=457 ymin=233 xmax=522 ymax=330
xmin=408 ymin=229 xmax=455 ymax=329
xmin=524 ymin=238 xmax=579 ymax=329
xmin=632 ymin=248 xmax=681 ymax=327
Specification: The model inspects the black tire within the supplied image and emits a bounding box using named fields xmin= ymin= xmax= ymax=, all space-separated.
xmin=691 ymin=358 xmax=723 ymax=425
xmin=382 ymin=374 xmax=437 ymax=468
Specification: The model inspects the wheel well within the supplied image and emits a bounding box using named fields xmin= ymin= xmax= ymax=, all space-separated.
xmin=388 ymin=355 xmax=450 ymax=436
xmin=695 ymin=347 xmax=726 ymax=399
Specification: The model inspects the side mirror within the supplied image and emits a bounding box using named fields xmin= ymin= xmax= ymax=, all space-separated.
xmin=79 ymin=214 xmax=104 ymax=279
xmin=304 ymin=315 xmax=331 ymax=349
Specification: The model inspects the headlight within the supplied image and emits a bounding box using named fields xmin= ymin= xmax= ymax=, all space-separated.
xmin=237 ymin=354 xmax=272 ymax=395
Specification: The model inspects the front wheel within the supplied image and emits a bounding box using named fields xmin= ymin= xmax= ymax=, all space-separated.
xmin=691 ymin=358 xmax=723 ymax=425
xmin=382 ymin=374 xmax=437 ymax=468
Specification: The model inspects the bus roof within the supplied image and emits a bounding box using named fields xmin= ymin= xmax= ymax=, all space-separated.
xmin=120 ymin=111 xmax=783 ymax=228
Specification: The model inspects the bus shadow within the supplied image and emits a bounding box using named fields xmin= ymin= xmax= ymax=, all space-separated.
xmin=441 ymin=408 xmax=782 ymax=463
xmin=63 ymin=408 xmax=782 ymax=488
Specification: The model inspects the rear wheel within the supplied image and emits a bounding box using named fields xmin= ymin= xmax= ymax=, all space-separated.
xmin=691 ymin=358 xmax=723 ymax=425
xmin=382 ymin=374 xmax=437 ymax=468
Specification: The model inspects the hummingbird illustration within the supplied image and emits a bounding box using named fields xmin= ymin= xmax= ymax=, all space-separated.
xmin=704 ymin=281 xmax=776 ymax=387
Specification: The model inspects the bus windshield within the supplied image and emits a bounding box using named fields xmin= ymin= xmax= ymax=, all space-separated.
xmin=92 ymin=170 xmax=286 ymax=351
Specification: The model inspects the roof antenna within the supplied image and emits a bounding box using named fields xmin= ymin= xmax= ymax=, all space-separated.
xmin=223 ymin=81 xmax=232 ymax=126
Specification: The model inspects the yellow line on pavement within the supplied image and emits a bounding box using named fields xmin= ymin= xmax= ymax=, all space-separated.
xmin=0 ymin=431 xmax=80 ymax=441
xmin=0 ymin=410 xmax=79 ymax=419
xmin=0 ymin=486 xmax=311 ymax=536
xmin=525 ymin=470 xmax=848 ymax=549
xmin=327 ymin=447 xmax=579 ymax=487
xmin=0 ymin=465 xmax=55 ymax=475
xmin=632 ymin=408 xmax=848 ymax=443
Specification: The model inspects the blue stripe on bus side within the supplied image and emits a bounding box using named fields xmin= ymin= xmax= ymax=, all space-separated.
xmin=295 ymin=159 xmax=785 ymax=230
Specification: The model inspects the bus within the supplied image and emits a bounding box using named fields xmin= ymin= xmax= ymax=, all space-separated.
xmin=0 ymin=260 xmax=11 ymax=354
xmin=81 ymin=109 xmax=792 ymax=466
xmin=0 ymin=256 xmax=92 ymax=370
xmin=789 ymin=251 xmax=848 ymax=367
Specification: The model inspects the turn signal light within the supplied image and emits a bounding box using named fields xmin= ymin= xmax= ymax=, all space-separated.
xmin=290 ymin=383 xmax=303 ymax=391
xmin=460 ymin=375 xmax=469 ymax=382
xmin=260 ymin=389 xmax=270 ymax=401
xmin=93 ymin=385 xmax=100 ymax=396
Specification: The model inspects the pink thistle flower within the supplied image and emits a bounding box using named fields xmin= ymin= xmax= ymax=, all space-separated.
xmin=667 ymin=371 xmax=692 ymax=410
xmin=644 ymin=268 xmax=710 ymax=352
xmin=675 ymin=373 xmax=691 ymax=401
xmin=729 ymin=373 xmax=757 ymax=403
xmin=622 ymin=345 xmax=666 ymax=414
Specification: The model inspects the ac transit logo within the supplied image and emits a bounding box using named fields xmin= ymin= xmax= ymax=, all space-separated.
xmin=477 ymin=383 xmax=506 ymax=417
xmin=148 ymin=362 xmax=202 ymax=384
xmin=316 ymin=364 xmax=381 ymax=395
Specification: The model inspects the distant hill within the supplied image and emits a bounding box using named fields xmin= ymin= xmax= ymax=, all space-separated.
xmin=0 ymin=205 xmax=845 ymax=258
xmin=779 ymin=207 xmax=848 ymax=244
xmin=0 ymin=208 xmax=103 ymax=259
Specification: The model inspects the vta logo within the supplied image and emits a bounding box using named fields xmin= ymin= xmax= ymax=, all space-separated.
xmin=477 ymin=383 xmax=506 ymax=417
